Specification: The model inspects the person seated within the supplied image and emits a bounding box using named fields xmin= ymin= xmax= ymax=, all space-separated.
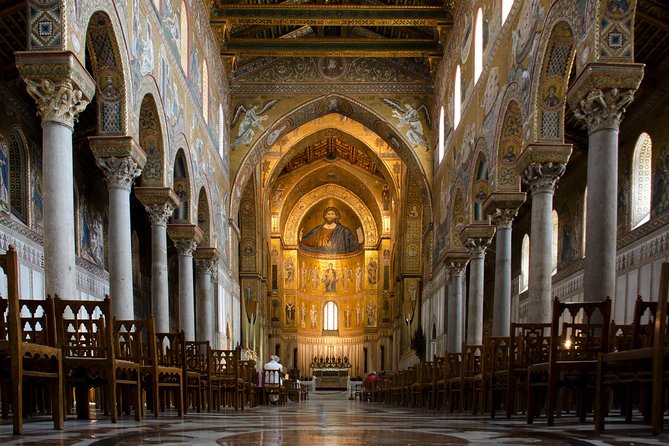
xmin=263 ymin=355 xmax=283 ymax=404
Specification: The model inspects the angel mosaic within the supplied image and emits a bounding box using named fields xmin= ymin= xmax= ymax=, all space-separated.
xmin=231 ymin=100 xmax=278 ymax=148
xmin=382 ymin=99 xmax=431 ymax=147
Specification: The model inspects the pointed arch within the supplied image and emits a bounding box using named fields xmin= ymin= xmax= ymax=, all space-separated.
xmin=451 ymin=188 xmax=466 ymax=247
xmin=494 ymin=89 xmax=523 ymax=192
xmin=83 ymin=11 xmax=128 ymax=135
xmin=530 ymin=16 xmax=579 ymax=143
xmin=197 ymin=186 xmax=212 ymax=247
xmin=470 ymin=148 xmax=489 ymax=222
xmin=172 ymin=148 xmax=192 ymax=222
xmin=138 ymin=93 xmax=166 ymax=186
xmin=7 ymin=127 xmax=30 ymax=224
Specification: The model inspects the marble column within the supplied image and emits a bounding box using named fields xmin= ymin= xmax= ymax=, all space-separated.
xmin=568 ymin=64 xmax=643 ymax=302
xmin=97 ymin=157 xmax=141 ymax=319
xmin=483 ymin=193 xmax=525 ymax=336
xmin=195 ymin=247 xmax=219 ymax=344
xmin=445 ymin=252 xmax=469 ymax=353
xmin=168 ymin=224 xmax=203 ymax=341
xmin=521 ymin=162 xmax=566 ymax=323
xmin=135 ymin=188 xmax=180 ymax=333
xmin=16 ymin=52 xmax=95 ymax=299
xmin=460 ymin=225 xmax=495 ymax=346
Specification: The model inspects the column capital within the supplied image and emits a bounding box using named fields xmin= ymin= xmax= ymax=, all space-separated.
xmin=445 ymin=250 xmax=470 ymax=276
xmin=567 ymin=62 xmax=643 ymax=133
xmin=459 ymin=224 xmax=495 ymax=259
xmin=88 ymin=136 xmax=147 ymax=169
xmin=97 ymin=156 xmax=142 ymax=192
xmin=522 ymin=162 xmax=566 ymax=195
xmin=135 ymin=187 xmax=181 ymax=226
xmin=482 ymin=192 xmax=526 ymax=229
xmin=16 ymin=51 xmax=95 ymax=129
xmin=168 ymin=223 xmax=204 ymax=255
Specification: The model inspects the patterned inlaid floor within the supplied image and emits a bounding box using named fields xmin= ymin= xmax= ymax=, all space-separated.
xmin=1 ymin=392 xmax=667 ymax=445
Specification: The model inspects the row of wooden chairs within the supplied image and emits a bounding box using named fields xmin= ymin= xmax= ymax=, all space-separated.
xmin=367 ymin=263 xmax=669 ymax=434
xmin=0 ymin=246 xmax=259 ymax=434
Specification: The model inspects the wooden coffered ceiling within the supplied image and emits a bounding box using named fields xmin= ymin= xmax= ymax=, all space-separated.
xmin=208 ymin=0 xmax=454 ymax=72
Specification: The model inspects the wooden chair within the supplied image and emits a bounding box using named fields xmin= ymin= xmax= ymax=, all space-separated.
xmin=185 ymin=340 xmax=211 ymax=413
xmin=450 ymin=344 xmax=482 ymax=413
xmin=115 ymin=319 xmax=183 ymax=418
xmin=54 ymin=296 xmax=141 ymax=423
xmin=430 ymin=355 xmax=446 ymax=409
xmin=445 ymin=352 xmax=462 ymax=412
xmin=503 ymin=323 xmax=551 ymax=418
xmin=284 ymin=378 xmax=301 ymax=402
xmin=596 ymin=265 xmax=669 ymax=434
xmin=473 ymin=336 xmax=510 ymax=416
xmin=239 ymin=360 xmax=258 ymax=408
xmin=262 ymin=365 xmax=284 ymax=406
xmin=154 ymin=331 xmax=188 ymax=413
xmin=213 ymin=349 xmax=244 ymax=409
xmin=0 ymin=246 xmax=63 ymax=435
xmin=527 ymin=297 xmax=611 ymax=425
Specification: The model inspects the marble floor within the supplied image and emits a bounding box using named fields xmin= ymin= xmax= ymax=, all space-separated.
xmin=0 ymin=391 xmax=667 ymax=445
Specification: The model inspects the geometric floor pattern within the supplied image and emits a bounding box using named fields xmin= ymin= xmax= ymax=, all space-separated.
xmin=1 ymin=391 xmax=668 ymax=445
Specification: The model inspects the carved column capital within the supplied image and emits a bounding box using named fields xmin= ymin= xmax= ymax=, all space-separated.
xmin=522 ymin=162 xmax=566 ymax=195
xmin=146 ymin=203 xmax=175 ymax=226
xmin=572 ymin=88 xmax=635 ymax=132
xmin=24 ymin=78 xmax=90 ymax=128
xmin=464 ymin=237 xmax=492 ymax=259
xmin=195 ymin=257 xmax=217 ymax=274
xmin=174 ymin=239 xmax=198 ymax=256
xmin=489 ymin=208 xmax=517 ymax=229
xmin=97 ymin=156 xmax=142 ymax=191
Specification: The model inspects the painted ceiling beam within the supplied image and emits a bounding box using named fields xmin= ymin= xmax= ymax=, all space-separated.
xmin=210 ymin=5 xmax=453 ymax=27
xmin=219 ymin=38 xmax=443 ymax=58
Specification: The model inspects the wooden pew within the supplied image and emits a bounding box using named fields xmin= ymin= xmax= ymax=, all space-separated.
xmin=0 ymin=246 xmax=63 ymax=435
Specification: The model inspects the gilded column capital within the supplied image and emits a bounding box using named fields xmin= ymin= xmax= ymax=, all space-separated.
xmin=24 ymin=78 xmax=90 ymax=128
xmin=174 ymin=239 xmax=198 ymax=256
xmin=567 ymin=62 xmax=643 ymax=133
xmin=572 ymin=88 xmax=635 ymax=132
xmin=522 ymin=162 xmax=566 ymax=195
xmin=482 ymin=192 xmax=526 ymax=230
xmin=97 ymin=156 xmax=142 ymax=192
xmin=445 ymin=250 xmax=470 ymax=276
xmin=16 ymin=51 xmax=95 ymax=129
xmin=146 ymin=203 xmax=175 ymax=226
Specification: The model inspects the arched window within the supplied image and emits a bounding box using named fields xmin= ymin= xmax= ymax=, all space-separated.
xmin=323 ymin=302 xmax=338 ymax=331
xmin=218 ymin=104 xmax=225 ymax=157
xmin=6 ymin=130 xmax=28 ymax=224
xmin=202 ymin=59 xmax=209 ymax=123
xmin=454 ymin=65 xmax=461 ymax=129
xmin=474 ymin=8 xmax=483 ymax=83
xmin=521 ymin=234 xmax=530 ymax=291
xmin=632 ymin=132 xmax=652 ymax=229
xmin=502 ymin=0 xmax=513 ymax=24
xmin=552 ymin=210 xmax=558 ymax=275
xmin=180 ymin=1 xmax=188 ymax=73
xmin=438 ymin=106 xmax=445 ymax=163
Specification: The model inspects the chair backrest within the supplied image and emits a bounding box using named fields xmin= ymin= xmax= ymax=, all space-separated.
xmin=212 ymin=349 xmax=240 ymax=383
xmin=114 ymin=318 xmax=155 ymax=364
xmin=155 ymin=330 xmax=187 ymax=369
xmin=186 ymin=340 xmax=210 ymax=376
xmin=460 ymin=344 xmax=483 ymax=378
xmin=53 ymin=296 xmax=113 ymax=360
xmin=653 ymin=263 xmax=669 ymax=353
xmin=550 ymin=297 xmax=611 ymax=363
xmin=631 ymin=295 xmax=657 ymax=349
xmin=485 ymin=336 xmax=511 ymax=374
xmin=509 ymin=323 xmax=551 ymax=369
xmin=0 ymin=246 xmax=57 ymax=349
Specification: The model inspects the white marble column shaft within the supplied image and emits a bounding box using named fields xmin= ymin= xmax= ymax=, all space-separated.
xmin=175 ymin=240 xmax=198 ymax=341
xmin=24 ymin=78 xmax=90 ymax=299
xmin=447 ymin=267 xmax=466 ymax=353
xmin=98 ymin=157 xmax=141 ymax=320
xmin=574 ymin=88 xmax=635 ymax=302
xmin=523 ymin=163 xmax=565 ymax=323
xmin=146 ymin=204 xmax=175 ymax=332
xmin=196 ymin=258 xmax=215 ymax=343
xmin=490 ymin=211 xmax=515 ymax=336
xmin=465 ymin=242 xmax=490 ymax=345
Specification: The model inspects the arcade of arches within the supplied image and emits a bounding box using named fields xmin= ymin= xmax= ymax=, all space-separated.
xmin=0 ymin=0 xmax=668 ymax=397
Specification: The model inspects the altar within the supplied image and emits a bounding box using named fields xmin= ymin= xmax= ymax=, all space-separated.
xmin=311 ymin=356 xmax=351 ymax=389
